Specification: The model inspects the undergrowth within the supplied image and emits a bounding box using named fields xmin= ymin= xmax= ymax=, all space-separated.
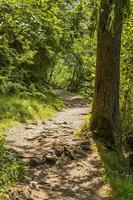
xmin=96 ymin=141 xmax=133 ymax=200
xmin=0 ymin=136 xmax=25 ymax=197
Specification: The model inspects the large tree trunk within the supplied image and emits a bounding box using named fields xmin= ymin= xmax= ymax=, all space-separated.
xmin=91 ymin=0 xmax=124 ymax=150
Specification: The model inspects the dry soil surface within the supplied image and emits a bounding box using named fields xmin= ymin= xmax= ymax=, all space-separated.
xmin=6 ymin=90 xmax=111 ymax=200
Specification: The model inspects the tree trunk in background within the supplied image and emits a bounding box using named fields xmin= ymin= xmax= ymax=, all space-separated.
xmin=91 ymin=0 xmax=124 ymax=150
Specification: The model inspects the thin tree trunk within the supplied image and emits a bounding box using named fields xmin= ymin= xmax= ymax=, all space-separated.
xmin=91 ymin=0 xmax=124 ymax=150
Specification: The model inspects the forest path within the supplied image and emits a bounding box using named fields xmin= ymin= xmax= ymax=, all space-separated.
xmin=6 ymin=90 xmax=111 ymax=200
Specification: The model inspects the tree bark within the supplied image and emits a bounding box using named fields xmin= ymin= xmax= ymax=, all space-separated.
xmin=91 ymin=0 xmax=124 ymax=150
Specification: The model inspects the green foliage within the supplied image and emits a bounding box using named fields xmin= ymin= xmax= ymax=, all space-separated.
xmin=0 ymin=135 xmax=25 ymax=193
xmin=75 ymin=114 xmax=91 ymax=136
xmin=0 ymin=0 xmax=97 ymax=96
xmin=51 ymin=1 xmax=97 ymax=96
xmin=120 ymin=4 xmax=133 ymax=135
xmin=0 ymin=0 xmax=63 ymax=85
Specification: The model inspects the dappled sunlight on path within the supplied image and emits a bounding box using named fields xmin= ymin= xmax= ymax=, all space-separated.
xmin=6 ymin=91 xmax=112 ymax=200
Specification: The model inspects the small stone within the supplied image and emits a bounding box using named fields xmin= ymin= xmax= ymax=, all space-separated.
xmin=45 ymin=154 xmax=58 ymax=164
xmin=29 ymin=181 xmax=37 ymax=190
xmin=48 ymin=150 xmax=55 ymax=154
xmin=30 ymin=157 xmax=43 ymax=167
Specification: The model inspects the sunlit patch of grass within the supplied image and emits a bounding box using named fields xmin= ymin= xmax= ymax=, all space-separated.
xmin=0 ymin=91 xmax=63 ymax=132
xmin=75 ymin=113 xmax=91 ymax=136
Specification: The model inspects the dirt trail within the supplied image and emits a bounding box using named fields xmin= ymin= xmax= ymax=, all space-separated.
xmin=6 ymin=90 xmax=111 ymax=200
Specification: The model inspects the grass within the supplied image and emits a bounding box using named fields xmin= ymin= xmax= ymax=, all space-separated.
xmin=0 ymin=88 xmax=63 ymax=199
xmin=0 ymin=136 xmax=25 ymax=196
xmin=0 ymin=90 xmax=63 ymax=132
xmin=95 ymin=141 xmax=133 ymax=200
xmin=74 ymin=114 xmax=91 ymax=136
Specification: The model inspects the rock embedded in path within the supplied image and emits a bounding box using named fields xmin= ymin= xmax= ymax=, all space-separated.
xmin=45 ymin=154 xmax=58 ymax=164
xmin=30 ymin=157 xmax=45 ymax=167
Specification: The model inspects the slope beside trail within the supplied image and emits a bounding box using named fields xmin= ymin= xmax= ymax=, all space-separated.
xmin=6 ymin=90 xmax=111 ymax=200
